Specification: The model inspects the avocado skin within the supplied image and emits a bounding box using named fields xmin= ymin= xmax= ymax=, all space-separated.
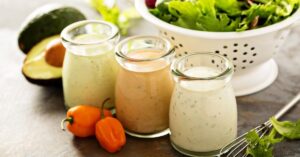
xmin=18 ymin=5 xmax=86 ymax=54
xmin=22 ymin=69 xmax=62 ymax=86
xmin=22 ymin=35 xmax=63 ymax=86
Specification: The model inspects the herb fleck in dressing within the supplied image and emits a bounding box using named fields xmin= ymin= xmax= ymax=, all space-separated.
xmin=170 ymin=67 xmax=237 ymax=152
xmin=62 ymin=32 xmax=119 ymax=109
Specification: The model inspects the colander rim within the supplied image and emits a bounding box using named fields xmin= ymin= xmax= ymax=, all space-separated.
xmin=135 ymin=0 xmax=300 ymax=39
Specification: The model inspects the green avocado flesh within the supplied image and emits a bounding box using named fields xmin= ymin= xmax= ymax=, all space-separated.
xmin=22 ymin=35 xmax=62 ymax=85
xmin=18 ymin=5 xmax=86 ymax=53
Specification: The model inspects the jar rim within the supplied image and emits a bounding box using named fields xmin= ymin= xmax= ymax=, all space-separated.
xmin=115 ymin=35 xmax=175 ymax=62
xmin=171 ymin=52 xmax=234 ymax=80
xmin=61 ymin=20 xmax=119 ymax=46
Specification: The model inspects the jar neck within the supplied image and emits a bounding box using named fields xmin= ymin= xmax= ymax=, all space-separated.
xmin=116 ymin=48 xmax=175 ymax=62
xmin=61 ymin=20 xmax=120 ymax=56
xmin=64 ymin=37 xmax=119 ymax=56
xmin=115 ymin=35 xmax=175 ymax=62
xmin=171 ymin=53 xmax=234 ymax=83
xmin=115 ymin=36 xmax=175 ymax=72
xmin=116 ymin=49 xmax=175 ymax=73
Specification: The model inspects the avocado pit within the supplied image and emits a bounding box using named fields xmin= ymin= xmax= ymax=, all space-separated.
xmin=45 ymin=39 xmax=66 ymax=67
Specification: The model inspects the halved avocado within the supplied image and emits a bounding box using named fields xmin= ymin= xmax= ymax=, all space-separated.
xmin=18 ymin=4 xmax=86 ymax=54
xmin=19 ymin=4 xmax=86 ymax=86
xmin=22 ymin=35 xmax=62 ymax=86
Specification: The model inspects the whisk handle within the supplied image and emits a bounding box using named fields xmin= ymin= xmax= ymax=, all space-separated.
xmin=274 ymin=92 xmax=300 ymax=119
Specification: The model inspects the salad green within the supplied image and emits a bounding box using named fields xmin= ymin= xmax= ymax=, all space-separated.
xmin=246 ymin=129 xmax=283 ymax=157
xmin=90 ymin=0 xmax=140 ymax=35
xmin=245 ymin=117 xmax=300 ymax=157
xmin=271 ymin=117 xmax=300 ymax=139
xmin=149 ymin=0 xmax=300 ymax=32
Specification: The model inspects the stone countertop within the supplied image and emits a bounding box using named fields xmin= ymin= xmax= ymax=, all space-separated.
xmin=0 ymin=0 xmax=300 ymax=156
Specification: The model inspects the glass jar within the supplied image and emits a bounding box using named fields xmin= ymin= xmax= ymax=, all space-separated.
xmin=61 ymin=20 xmax=120 ymax=109
xmin=115 ymin=36 xmax=175 ymax=138
xmin=169 ymin=53 xmax=237 ymax=156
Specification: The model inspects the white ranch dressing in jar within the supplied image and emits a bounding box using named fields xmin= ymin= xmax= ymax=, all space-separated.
xmin=61 ymin=20 xmax=120 ymax=109
xmin=169 ymin=53 xmax=237 ymax=156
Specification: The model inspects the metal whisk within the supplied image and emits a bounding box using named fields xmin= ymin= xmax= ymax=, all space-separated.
xmin=218 ymin=92 xmax=300 ymax=157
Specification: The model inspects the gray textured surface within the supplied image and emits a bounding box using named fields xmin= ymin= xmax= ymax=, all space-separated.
xmin=0 ymin=0 xmax=300 ymax=157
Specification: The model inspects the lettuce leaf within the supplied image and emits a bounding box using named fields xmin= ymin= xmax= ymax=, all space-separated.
xmin=246 ymin=129 xmax=284 ymax=157
xmin=91 ymin=0 xmax=120 ymax=25
xmin=168 ymin=1 xmax=201 ymax=29
xmin=195 ymin=0 xmax=216 ymax=16
xmin=245 ymin=117 xmax=300 ymax=157
xmin=197 ymin=14 xmax=241 ymax=32
xmin=150 ymin=2 xmax=175 ymax=22
xmin=271 ymin=117 xmax=300 ymax=140
xmin=90 ymin=0 xmax=140 ymax=35
xmin=150 ymin=0 xmax=300 ymax=32
xmin=215 ymin=0 xmax=242 ymax=16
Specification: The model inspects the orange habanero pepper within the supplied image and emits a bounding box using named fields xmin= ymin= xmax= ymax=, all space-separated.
xmin=95 ymin=99 xmax=126 ymax=153
xmin=61 ymin=105 xmax=112 ymax=138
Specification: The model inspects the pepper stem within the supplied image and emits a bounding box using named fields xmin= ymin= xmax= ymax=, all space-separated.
xmin=101 ymin=98 xmax=111 ymax=119
xmin=60 ymin=117 xmax=73 ymax=131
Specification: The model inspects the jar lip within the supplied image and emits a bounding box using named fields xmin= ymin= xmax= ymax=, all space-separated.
xmin=61 ymin=20 xmax=119 ymax=46
xmin=115 ymin=35 xmax=175 ymax=62
xmin=171 ymin=52 xmax=234 ymax=80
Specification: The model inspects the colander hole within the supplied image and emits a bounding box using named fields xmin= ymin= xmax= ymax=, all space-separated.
xmin=243 ymin=52 xmax=247 ymax=55
xmin=244 ymin=44 xmax=248 ymax=47
xmin=234 ymin=43 xmax=238 ymax=47
xmin=175 ymin=45 xmax=179 ymax=49
xmin=234 ymin=65 xmax=237 ymax=68
xmin=171 ymin=36 xmax=175 ymax=40
xmin=190 ymin=64 xmax=194 ymax=67
xmin=184 ymin=51 xmax=188 ymax=54
xmin=243 ymin=60 xmax=247 ymax=63
xmin=164 ymin=32 xmax=167 ymax=35
xmin=242 ymin=66 xmax=246 ymax=69
xmin=251 ymin=47 xmax=255 ymax=50
xmin=233 ymin=49 xmax=238 ymax=53
xmin=233 ymin=57 xmax=237 ymax=61
xmin=215 ymin=50 xmax=220 ymax=54
xmin=250 ymin=60 xmax=254 ymax=64
xmin=179 ymin=44 xmax=183 ymax=47
xmin=178 ymin=54 xmax=182 ymax=57
xmin=253 ymin=53 xmax=257 ymax=56
xmin=223 ymin=45 xmax=228 ymax=49
xmin=212 ymin=60 xmax=215 ymax=64
xmin=223 ymin=54 xmax=227 ymax=57
xmin=216 ymin=64 xmax=219 ymax=67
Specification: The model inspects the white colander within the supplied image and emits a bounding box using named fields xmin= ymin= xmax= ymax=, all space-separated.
xmin=135 ymin=0 xmax=300 ymax=96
